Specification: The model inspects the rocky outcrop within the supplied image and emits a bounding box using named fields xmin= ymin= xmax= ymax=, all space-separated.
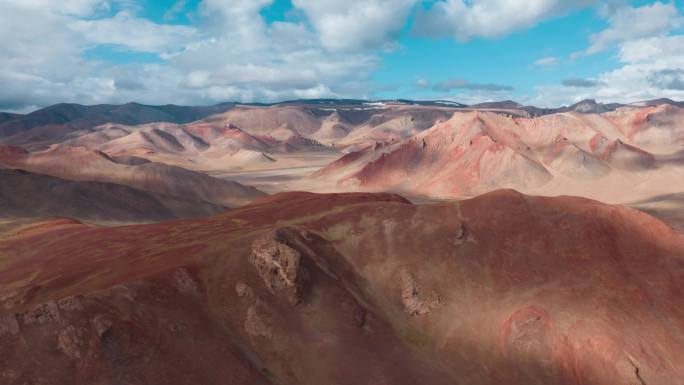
xmin=396 ymin=268 xmax=441 ymax=316
xmin=173 ymin=267 xmax=201 ymax=297
xmin=250 ymin=227 xmax=311 ymax=305
xmin=244 ymin=304 xmax=273 ymax=339
xmin=453 ymin=222 xmax=469 ymax=245
xmin=235 ymin=282 xmax=254 ymax=298
xmin=57 ymin=325 xmax=88 ymax=360
xmin=22 ymin=301 xmax=61 ymax=324
xmin=58 ymin=295 xmax=85 ymax=312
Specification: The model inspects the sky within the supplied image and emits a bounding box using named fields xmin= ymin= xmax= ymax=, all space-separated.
xmin=2 ymin=0 xmax=684 ymax=112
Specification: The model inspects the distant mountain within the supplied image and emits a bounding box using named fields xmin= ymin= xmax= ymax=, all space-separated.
xmin=384 ymin=99 xmax=469 ymax=107
xmin=269 ymin=98 xmax=370 ymax=106
xmin=246 ymin=99 xmax=471 ymax=107
xmin=315 ymin=106 xmax=680 ymax=199
xmin=0 ymin=102 xmax=236 ymax=137
xmin=204 ymin=103 xmax=455 ymax=148
xmin=0 ymin=112 xmax=22 ymax=124
xmin=249 ymin=98 xmax=683 ymax=112
xmin=631 ymin=98 xmax=684 ymax=108
xmin=2 ymin=98 xmax=682 ymax=146
xmin=495 ymin=99 xmax=630 ymax=117
xmin=424 ymin=100 xmax=469 ymax=107
xmin=469 ymin=100 xmax=521 ymax=109
xmin=560 ymin=99 xmax=626 ymax=114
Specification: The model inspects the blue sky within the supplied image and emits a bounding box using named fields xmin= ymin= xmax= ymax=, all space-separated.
xmin=2 ymin=0 xmax=684 ymax=111
xmin=374 ymin=8 xmax=616 ymax=99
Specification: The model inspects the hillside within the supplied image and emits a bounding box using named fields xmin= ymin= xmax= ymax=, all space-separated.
xmin=0 ymin=191 xmax=682 ymax=385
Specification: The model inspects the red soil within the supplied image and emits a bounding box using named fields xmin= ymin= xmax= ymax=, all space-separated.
xmin=1 ymin=191 xmax=683 ymax=385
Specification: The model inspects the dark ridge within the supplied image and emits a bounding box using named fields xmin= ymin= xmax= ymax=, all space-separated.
xmin=0 ymin=102 xmax=237 ymax=137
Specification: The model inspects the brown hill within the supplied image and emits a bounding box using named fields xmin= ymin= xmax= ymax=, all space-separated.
xmin=0 ymin=191 xmax=682 ymax=384
xmin=0 ymin=169 xmax=226 ymax=223
xmin=0 ymin=145 xmax=265 ymax=207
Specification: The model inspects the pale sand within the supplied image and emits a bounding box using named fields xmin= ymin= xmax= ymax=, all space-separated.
xmin=208 ymin=150 xmax=684 ymax=233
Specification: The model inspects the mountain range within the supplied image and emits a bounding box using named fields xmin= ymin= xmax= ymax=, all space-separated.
xmin=1 ymin=97 xmax=684 ymax=385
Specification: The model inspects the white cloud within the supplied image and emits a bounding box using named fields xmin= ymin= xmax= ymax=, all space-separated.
xmin=528 ymin=2 xmax=684 ymax=106
xmin=618 ymin=35 xmax=684 ymax=63
xmin=168 ymin=1 xmax=380 ymax=102
xmin=532 ymin=33 xmax=684 ymax=106
xmin=0 ymin=0 xmax=210 ymax=110
xmin=292 ymin=0 xmax=417 ymax=51
xmin=416 ymin=78 xmax=429 ymax=89
xmin=588 ymin=5 xmax=684 ymax=102
xmin=534 ymin=57 xmax=559 ymax=68
xmin=647 ymin=69 xmax=684 ymax=91
xmin=2 ymin=0 xmax=109 ymax=16
xmin=595 ymin=35 xmax=684 ymax=100
xmin=3 ymin=0 xmax=684 ymax=112
xmin=293 ymin=84 xmax=336 ymax=99
xmin=70 ymin=11 xmax=197 ymax=53
xmin=584 ymin=2 xmax=682 ymax=55
xmin=414 ymin=0 xmax=600 ymax=40
xmin=0 ymin=0 xmax=382 ymax=110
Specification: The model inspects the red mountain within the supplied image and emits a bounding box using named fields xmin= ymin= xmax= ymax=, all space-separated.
xmin=0 ymin=191 xmax=682 ymax=385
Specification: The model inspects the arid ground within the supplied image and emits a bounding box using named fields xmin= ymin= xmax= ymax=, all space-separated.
xmin=1 ymin=99 xmax=684 ymax=385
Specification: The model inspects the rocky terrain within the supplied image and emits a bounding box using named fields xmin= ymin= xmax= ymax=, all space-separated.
xmin=0 ymin=191 xmax=683 ymax=385
xmin=314 ymin=104 xmax=684 ymax=206
xmin=1 ymin=99 xmax=684 ymax=385
xmin=2 ymin=100 xmax=684 ymax=228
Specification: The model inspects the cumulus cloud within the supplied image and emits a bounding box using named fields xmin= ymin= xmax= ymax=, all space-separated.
xmin=414 ymin=0 xmax=601 ymax=40
xmin=170 ymin=1 xmax=380 ymax=101
xmin=562 ymin=78 xmax=604 ymax=87
xmin=587 ymin=24 xmax=684 ymax=102
xmin=291 ymin=0 xmax=417 ymax=51
xmin=648 ymin=69 xmax=684 ymax=90
xmin=529 ymin=2 xmax=684 ymax=106
xmin=70 ymin=11 xmax=197 ymax=53
xmin=2 ymin=0 xmax=110 ymax=16
xmin=0 ymin=0 xmax=381 ymax=111
xmin=433 ymin=79 xmax=513 ymax=92
xmin=583 ymin=2 xmax=682 ymax=55
xmin=533 ymin=34 xmax=684 ymax=106
xmin=618 ymin=35 xmax=684 ymax=63
xmin=3 ymin=0 xmax=684 ymax=112
xmin=0 ymin=1 xmax=104 ymax=109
